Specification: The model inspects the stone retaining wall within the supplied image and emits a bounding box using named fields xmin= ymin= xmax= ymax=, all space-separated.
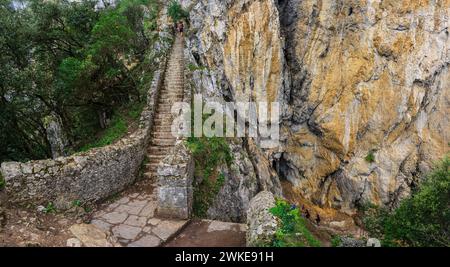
xmin=156 ymin=141 xmax=194 ymax=219
xmin=0 ymin=63 xmax=167 ymax=209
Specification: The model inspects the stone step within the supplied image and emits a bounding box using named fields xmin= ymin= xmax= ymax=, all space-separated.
xmin=157 ymin=103 xmax=178 ymax=109
xmin=143 ymin=172 xmax=155 ymax=180
xmin=153 ymin=126 xmax=172 ymax=132
xmin=151 ymin=139 xmax=176 ymax=146
xmin=153 ymin=131 xmax=172 ymax=135
xmin=158 ymin=99 xmax=184 ymax=105
xmin=154 ymin=116 xmax=174 ymax=122
xmin=155 ymin=109 xmax=175 ymax=115
xmin=156 ymin=106 xmax=178 ymax=112
xmin=153 ymin=118 xmax=175 ymax=125
xmin=164 ymin=81 xmax=184 ymax=85
xmin=159 ymin=88 xmax=183 ymax=93
xmin=146 ymin=163 xmax=161 ymax=170
xmin=158 ymin=91 xmax=184 ymax=96
xmin=148 ymin=154 xmax=167 ymax=160
xmin=152 ymin=133 xmax=175 ymax=140
xmin=152 ymin=130 xmax=174 ymax=135
xmin=153 ymin=113 xmax=174 ymax=119
xmin=148 ymin=148 xmax=172 ymax=155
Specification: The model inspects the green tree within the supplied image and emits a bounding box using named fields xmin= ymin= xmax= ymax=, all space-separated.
xmin=0 ymin=0 xmax=160 ymax=162
xmin=363 ymin=156 xmax=450 ymax=247
xmin=270 ymin=199 xmax=321 ymax=247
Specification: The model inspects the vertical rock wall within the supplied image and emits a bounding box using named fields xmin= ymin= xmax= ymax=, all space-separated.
xmin=172 ymin=0 xmax=450 ymax=215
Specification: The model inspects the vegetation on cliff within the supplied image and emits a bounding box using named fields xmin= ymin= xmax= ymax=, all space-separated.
xmin=187 ymin=136 xmax=233 ymax=217
xmin=270 ymin=199 xmax=321 ymax=247
xmin=362 ymin=156 xmax=450 ymax=247
xmin=167 ymin=0 xmax=189 ymax=22
xmin=0 ymin=0 xmax=160 ymax=162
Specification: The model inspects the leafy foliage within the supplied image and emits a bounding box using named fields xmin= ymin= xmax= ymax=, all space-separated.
xmin=331 ymin=235 xmax=342 ymax=247
xmin=186 ymin=135 xmax=233 ymax=217
xmin=362 ymin=156 xmax=450 ymax=247
xmin=43 ymin=202 xmax=56 ymax=214
xmin=79 ymin=115 xmax=127 ymax=152
xmin=0 ymin=0 xmax=161 ymax=162
xmin=167 ymin=0 xmax=188 ymax=22
xmin=269 ymin=199 xmax=321 ymax=247
xmin=365 ymin=151 xmax=376 ymax=163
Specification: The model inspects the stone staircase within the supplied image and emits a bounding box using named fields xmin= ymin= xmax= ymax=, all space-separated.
xmin=70 ymin=35 xmax=247 ymax=248
xmin=145 ymin=35 xmax=185 ymax=177
xmin=74 ymin=35 xmax=190 ymax=247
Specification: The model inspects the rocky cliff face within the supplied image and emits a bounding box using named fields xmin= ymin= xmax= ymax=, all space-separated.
xmin=277 ymin=0 xmax=449 ymax=212
xmin=180 ymin=0 xmax=449 ymax=216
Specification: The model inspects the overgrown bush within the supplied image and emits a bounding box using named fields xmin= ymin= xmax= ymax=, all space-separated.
xmin=0 ymin=0 xmax=160 ymax=162
xmin=365 ymin=151 xmax=376 ymax=163
xmin=269 ymin=199 xmax=321 ymax=247
xmin=362 ymin=156 xmax=450 ymax=247
xmin=167 ymin=0 xmax=189 ymax=22
xmin=331 ymin=235 xmax=343 ymax=247
xmin=186 ymin=136 xmax=233 ymax=217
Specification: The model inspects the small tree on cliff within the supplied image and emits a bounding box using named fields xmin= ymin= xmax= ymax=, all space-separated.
xmin=168 ymin=0 xmax=189 ymax=22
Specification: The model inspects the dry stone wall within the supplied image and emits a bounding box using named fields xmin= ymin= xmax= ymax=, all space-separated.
xmin=157 ymin=141 xmax=195 ymax=220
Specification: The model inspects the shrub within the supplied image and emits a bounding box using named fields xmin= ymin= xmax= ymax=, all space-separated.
xmin=365 ymin=151 xmax=376 ymax=163
xmin=363 ymin=156 xmax=450 ymax=247
xmin=187 ymin=135 xmax=233 ymax=217
xmin=331 ymin=235 xmax=342 ymax=247
xmin=167 ymin=0 xmax=189 ymax=22
xmin=269 ymin=199 xmax=321 ymax=247
xmin=79 ymin=114 xmax=128 ymax=152
xmin=43 ymin=202 xmax=56 ymax=214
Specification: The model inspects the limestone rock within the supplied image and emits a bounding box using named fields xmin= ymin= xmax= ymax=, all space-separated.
xmin=207 ymin=140 xmax=259 ymax=223
xmin=181 ymin=0 xmax=450 ymax=214
xmin=69 ymin=224 xmax=117 ymax=247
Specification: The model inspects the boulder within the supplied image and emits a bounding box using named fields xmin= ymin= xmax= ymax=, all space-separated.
xmin=246 ymin=191 xmax=278 ymax=247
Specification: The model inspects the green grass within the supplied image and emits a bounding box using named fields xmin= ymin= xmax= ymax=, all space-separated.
xmin=72 ymin=200 xmax=82 ymax=207
xmin=362 ymin=156 xmax=450 ymax=247
xmin=78 ymin=100 xmax=145 ymax=152
xmin=43 ymin=202 xmax=56 ymax=214
xmin=192 ymin=172 xmax=226 ymax=217
xmin=128 ymin=101 xmax=145 ymax=120
xmin=79 ymin=115 xmax=128 ymax=152
xmin=365 ymin=151 xmax=376 ymax=163
xmin=269 ymin=199 xmax=321 ymax=247
xmin=188 ymin=63 xmax=207 ymax=72
xmin=331 ymin=235 xmax=343 ymax=247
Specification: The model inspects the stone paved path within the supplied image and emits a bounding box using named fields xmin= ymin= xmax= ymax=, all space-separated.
xmin=69 ymin=35 xmax=189 ymax=247
xmin=90 ymin=191 xmax=187 ymax=247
